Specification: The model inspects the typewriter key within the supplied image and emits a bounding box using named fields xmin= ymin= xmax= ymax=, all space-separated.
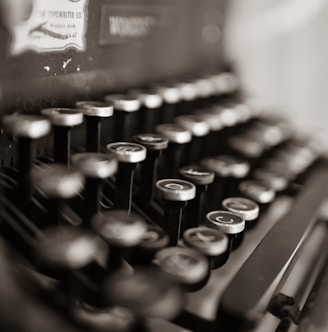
xmin=2 ymin=114 xmax=51 ymax=206
xmin=155 ymin=179 xmax=196 ymax=246
xmin=175 ymin=114 xmax=210 ymax=164
xmin=92 ymin=210 xmax=146 ymax=272
xmin=253 ymin=168 xmax=289 ymax=192
xmin=222 ymin=197 xmax=260 ymax=230
xmin=31 ymin=164 xmax=84 ymax=226
xmin=130 ymin=225 xmax=169 ymax=266
xmin=75 ymin=101 xmax=114 ymax=152
xmin=36 ymin=226 xmax=102 ymax=271
xmin=193 ymin=108 xmax=224 ymax=157
xmin=105 ymin=94 xmax=140 ymax=141
xmin=107 ymin=142 xmax=146 ymax=212
xmin=201 ymin=155 xmax=250 ymax=212
xmin=133 ymin=133 xmax=168 ymax=207
xmin=205 ymin=210 xmax=245 ymax=252
xmin=156 ymin=123 xmax=192 ymax=178
xmin=239 ymin=180 xmax=276 ymax=205
xmin=41 ymin=108 xmax=83 ymax=166
xmin=176 ymin=81 xmax=198 ymax=116
xmin=179 ymin=165 xmax=215 ymax=229
xmin=154 ymin=246 xmax=209 ymax=291
xmin=183 ymin=227 xmax=229 ymax=269
xmin=130 ymin=88 xmax=163 ymax=133
xmin=72 ymin=152 xmax=118 ymax=224
xmin=152 ymin=82 xmax=181 ymax=123
xmin=103 ymin=269 xmax=184 ymax=324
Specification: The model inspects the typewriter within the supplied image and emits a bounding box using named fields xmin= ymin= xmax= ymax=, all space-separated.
xmin=1 ymin=1 xmax=328 ymax=331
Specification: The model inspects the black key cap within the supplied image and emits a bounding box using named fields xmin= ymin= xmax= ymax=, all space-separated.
xmin=41 ymin=108 xmax=84 ymax=166
xmin=154 ymin=246 xmax=209 ymax=292
xmin=92 ymin=210 xmax=146 ymax=272
xmin=2 ymin=114 xmax=51 ymax=207
xmin=133 ymin=133 xmax=168 ymax=207
xmin=71 ymin=152 xmax=118 ymax=224
xmin=179 ymin=165 xmax=215 ymax=230
xmin=155 ymin=179 xmax=196 ymax=246
xmin=107 ymin=142 xmax=146 ymax=213
xmin=183 ymin=227 xmax=229 ymax=269
xmin=217 ymin=162 xmax=328 ymax=330
xmin=75 ymin=101 xmax=114 ymax=152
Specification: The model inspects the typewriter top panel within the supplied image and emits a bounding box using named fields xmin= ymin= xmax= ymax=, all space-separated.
xmin=0 ymin=0 xmax=225 ymax=114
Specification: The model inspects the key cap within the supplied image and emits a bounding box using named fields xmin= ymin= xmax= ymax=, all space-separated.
xmin=175 ymin=114 xmax=210 ymax=164
xmin=175 ymin=81 xmax=197 ymax=116
xmin=92 ymin=210 xmax=146 ymax=272
xmin=205 ymin=210 xmax=245 ymax=253
xmin=239 ymin=179 xmax=276 ymax=205
xmin=107 ymin=142 xmax=146 ymax=213
xmin=152 ymin=82 xmax=181 ymax=123
xmin=216 ymin=161 xmax=328 ymax=330
xmin=71 ymin=152 xmax=118 ymax=224
xmin=222 ymin=197 xmax=260 ymax=228
xmin=41 ymin=108 xmax=83 ymax=166
xmin=133 ymin=133 xmax=168 ymax=207
xmin=103 ymin=269 xmax=184 ymax=329
xmin=179 ymin=165 xmax=215 ymax=230
xmin=75 ymin=101 xmax=114 ymax=152
xmin=156 ymin=123 xmax=192 ymax=178
xmin=130 ymin=88 xmax=163 ymax=133
xmin=104 ymin=94 xmax=140 ymax=141
xmin=31 ymin=164 xmax=84 ymax=226
xmin=183 ymin=227 xmax=229 ymax=269
xmin=154 ymin=246 xmax=209 ymax=292
xmin=155 ymin=179 xmax=196 ymax=246
xmin=2 ymin=114 xmax=51 ymax=207
xmin=129 ymin=225 xmax=169 ymax=267
xmin=201 ymin=155 xmax=250 ymax=212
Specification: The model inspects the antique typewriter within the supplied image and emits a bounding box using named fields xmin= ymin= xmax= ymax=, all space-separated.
xmin=1 ymin=1 xmax=328 ymax=331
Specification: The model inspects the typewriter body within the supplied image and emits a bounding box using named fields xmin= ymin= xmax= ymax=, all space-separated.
xmin=1 ymin=1 xmax=328 ymax=332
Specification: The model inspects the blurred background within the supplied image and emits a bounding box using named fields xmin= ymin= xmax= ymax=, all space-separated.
xmin=224 ymin=0 xmax=328 ymax=140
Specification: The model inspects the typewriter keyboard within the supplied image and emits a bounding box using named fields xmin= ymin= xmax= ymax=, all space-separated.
xmin=1 ymin=73 xmax=328 ymax=332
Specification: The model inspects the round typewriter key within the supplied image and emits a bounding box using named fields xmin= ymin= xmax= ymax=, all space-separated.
xmin=179 ymin=165 xmax=215 ymax=229
xmin=239 ymin=180 xmax=276 ymax=205
xmin=253 ymin=168 xmax=289 ymax=192
xmin=105 ymin=94 xmax=140 ymax=141
xmin=76 ymin=101 xmax=114 ymax=152
xmin=201 ymin=155 xmax=250 ymax=212
xmin=130 ymin=88 xmax=163 ymax=133
xmin=41 ymin=108 xmax=84 ymax=166
xmin=72 ymin=153 xmax=118 ymax=224
xmin=31 ymin=164 xmax=84 ymax=226
xmin=175 ymin=114 xmax=210 ymax=164
xmin=176 ymin=81 xmax=197 ymax=115
xmin=183 ymin=227 xmax=229 ymax=269
xmin=92 ymin=210 xmax=146 ymax=271
xmin=107 ymin=142 xmax=146 ymax=212
xmin=103 ymin=269 xmax=184 ymax=321
xmin=156 ymin=123 xmax=192 ymax=144
xmin=156 ymin=123 xmax=192 ymax=178
xmin=154 ymin=247 xmax=209 ymax=291
xmin=2 ymin=114 xmax=51 ymax=206
xmin=36 ymin=226 xmax=102 ymax=270
xmin=222 ymin=197 xmax=259 ymax=222
xmin=107 ymin=142 xmax=146 ymax=164
xmin=205 ymin=210 xmax=245 ymax=251
xmin=130 ymin=225 xmax=169 ymax=266
xmin=133 ymin=133 xmax=168 ymax=207
xmin=156 ymin=179 xmax=196 ymax=246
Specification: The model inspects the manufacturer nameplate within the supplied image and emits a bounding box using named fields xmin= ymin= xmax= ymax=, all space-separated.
xmin=10 ymin=0 xmax=88 ymax=55
xmin=99 ymin=5 xmax=173 ymax=45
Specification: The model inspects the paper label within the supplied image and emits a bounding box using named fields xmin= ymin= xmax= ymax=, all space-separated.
xmin=10 ymin=0 xmax=88 ymax=55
